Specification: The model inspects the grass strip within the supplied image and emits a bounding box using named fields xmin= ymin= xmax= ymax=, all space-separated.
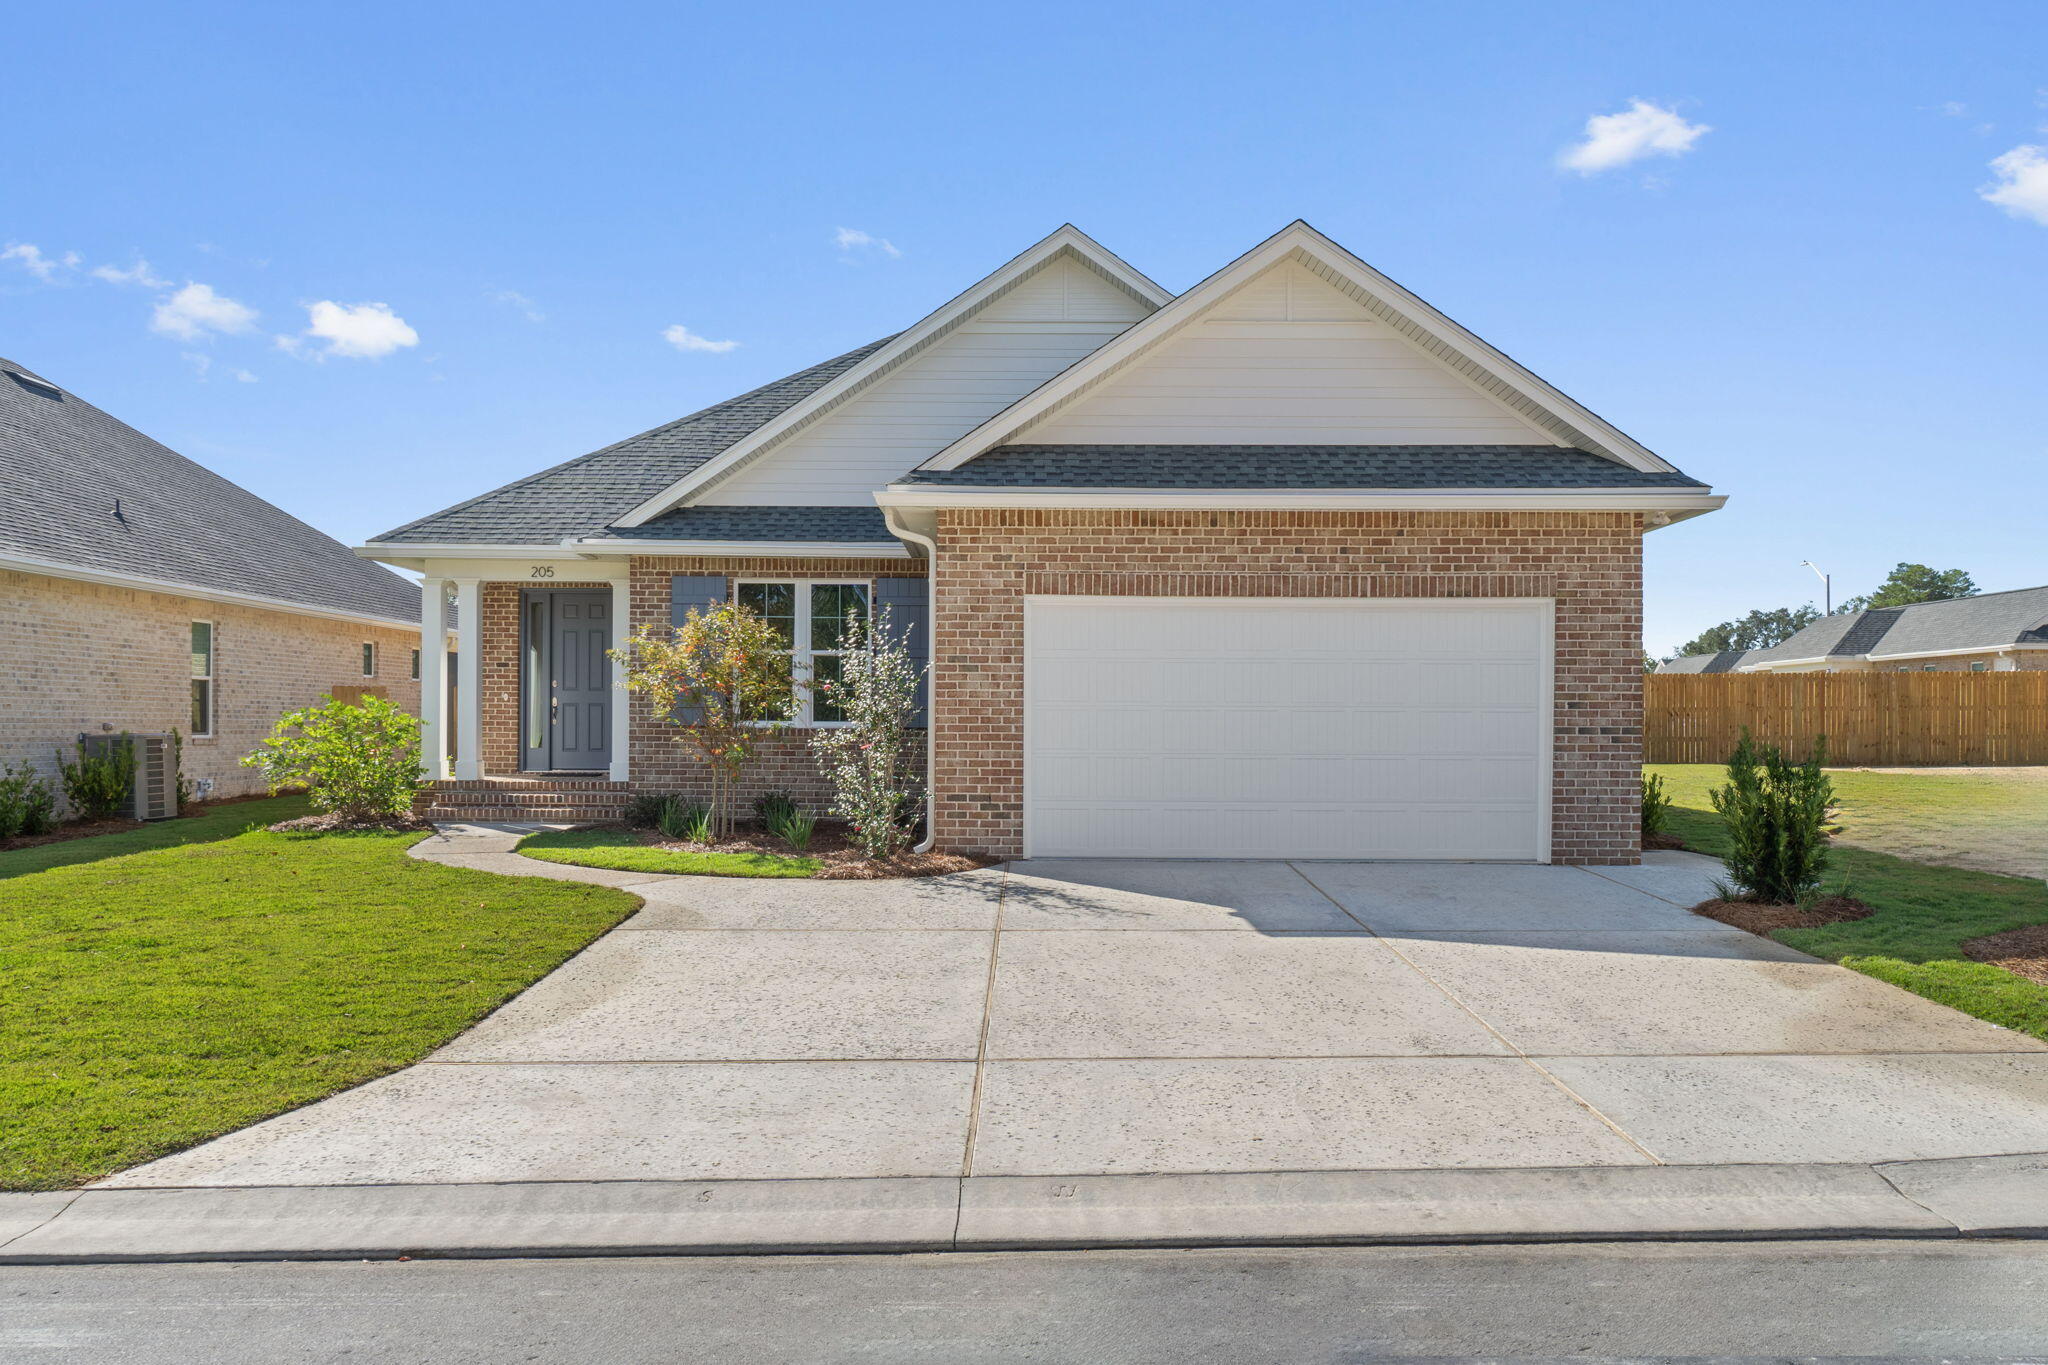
xmin=518 ymin=825 xmax=821 ymax=878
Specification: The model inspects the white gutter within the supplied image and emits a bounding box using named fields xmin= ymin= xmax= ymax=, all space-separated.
xmin=1865 ymin=643 xmax=2048 ymax=663
xmin=2 ymin=549 xmax=421 ymax=631
xmin=878 ymin=486 xmax=1725 ymax=513
xmin=881 ymin=505 xmax=939 ymax=855
xmin=562 ymin=538 xmax=912 ymax=559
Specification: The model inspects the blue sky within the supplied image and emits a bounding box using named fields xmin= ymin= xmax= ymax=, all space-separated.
xmin=4 ymin=0 xmax=2044 ymax=655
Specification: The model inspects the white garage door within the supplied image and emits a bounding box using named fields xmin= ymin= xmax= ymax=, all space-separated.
xmin=1024 ymin=597 xmax=1551 ymax=861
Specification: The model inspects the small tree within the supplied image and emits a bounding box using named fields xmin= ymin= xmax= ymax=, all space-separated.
xmin=241 ymin=695 xmax=426 ymax=822
xmin=810 ymin=606 xmax=926 ymax=859
xmin=58 ymin=735 xmax=137 ymax=820
xmin=1709 ymin=729 xmax=1833 ymax=904
xmin=610 ymin=603 xmax=792 ymax=838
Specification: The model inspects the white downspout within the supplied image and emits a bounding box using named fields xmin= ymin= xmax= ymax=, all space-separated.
xmin=883 ymin=505 xmax=939 ymax=854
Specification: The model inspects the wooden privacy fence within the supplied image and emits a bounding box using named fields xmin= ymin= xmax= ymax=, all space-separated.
xmin=1645 ymin=672 xmax=2048 ymax=766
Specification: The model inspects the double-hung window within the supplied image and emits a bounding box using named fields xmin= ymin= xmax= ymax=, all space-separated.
xmin=190 ymin=622 xmax=215 ymax=737
xmin=734 ymin=580 xmax=869 ymax=725
xmin=361 ymin=642 xmax=377 ymax=677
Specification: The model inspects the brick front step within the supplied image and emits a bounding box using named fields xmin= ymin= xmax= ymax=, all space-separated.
xmin=416 ymin=777 xmax=633 ymax=824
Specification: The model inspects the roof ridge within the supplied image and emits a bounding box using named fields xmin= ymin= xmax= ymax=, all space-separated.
xmin=369 ymin=336 xmax=895 ymax=543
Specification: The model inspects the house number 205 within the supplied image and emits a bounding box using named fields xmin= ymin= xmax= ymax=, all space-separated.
xmin=529 ymin=565 xmax=556 ymax=579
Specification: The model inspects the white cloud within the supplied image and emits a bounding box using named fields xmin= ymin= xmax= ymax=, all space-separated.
xmin=299 ymin=300 xmax=420 ymax=359
xmin=488 ymin=288 xmax=544 ymax=322
xmin=662 ymin=323 xmax=740 ymax=354
xmin=231 ymin=367 xmax=258 ymax=383
xmin=91 ymin=259 xmax=170 ymax=289
xmin=151 ymin=282 xmax=259 ymax=340
xmin=1982 ymin=144 xmax=2048 ymax=225
xmin=1560 ymin=99 xmax=1711 ymax=174
xmin=2 ymin=243 xmax=80 ymax=280
xmin=182 ymin=352 xmax=212 ymax=379
xmin=833 ymin=226 xmax=901 ymax=259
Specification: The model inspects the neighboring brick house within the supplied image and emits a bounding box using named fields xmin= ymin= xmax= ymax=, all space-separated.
xmin=1659 ymin=586 xmax=2048 ymax=675
xmin=364 ymin=222 xmax=1723 ymax=863
xmin=0 ymin=358 xmax=427 ymax=808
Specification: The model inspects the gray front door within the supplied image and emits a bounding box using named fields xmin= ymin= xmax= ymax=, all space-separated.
xmin=521 ymin=590 xmax=612 ymax=771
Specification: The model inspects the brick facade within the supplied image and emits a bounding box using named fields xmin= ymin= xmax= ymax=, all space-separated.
xmin=0 ymin=568 xmax=421 ymax=810
xmin=927 ymin=509 xmax=1646 ymax=865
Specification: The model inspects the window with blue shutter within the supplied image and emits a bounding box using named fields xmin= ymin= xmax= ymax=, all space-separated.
xmin=873 ymin=576 xmax=930 ymax=728
xmin=667 ymin=575 xmax=728 ymax=722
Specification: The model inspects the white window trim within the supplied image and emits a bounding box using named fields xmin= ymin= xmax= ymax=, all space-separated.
xmin=362 ymin=642 xmax=377 ymax=678
xmin=735 ymin=578 xmax=871 ymax=728
xmin=190 ymin=620 xmax=215 ymax=738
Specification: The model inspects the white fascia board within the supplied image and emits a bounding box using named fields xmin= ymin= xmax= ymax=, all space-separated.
xmin=877 ymin=486 xmax=1725 ymax=514
xmin=1865 ymin=643 xmax=2048 ymax=662
xmin=1 ymin=549 xmax=422 ymax=631
xmin=608 ymin=226 xmax=1174 ymax=530
xmin=1736 ymin=656 xmax=1837 ymax=671
xmin=918 ymin=220 xmax=1676 ymax=476
xmin=561 ymin=538 xmax=913 ymax=559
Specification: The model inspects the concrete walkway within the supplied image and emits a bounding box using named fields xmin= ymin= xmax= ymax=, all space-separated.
xmin=12 ymin=828 xmax=2048 ymax=1259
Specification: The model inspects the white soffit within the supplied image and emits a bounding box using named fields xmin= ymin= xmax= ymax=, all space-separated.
xmin=917 ymin=221 xmax=1677 ymax=475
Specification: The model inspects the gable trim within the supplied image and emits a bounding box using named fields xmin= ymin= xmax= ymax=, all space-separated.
xmin=917 ymin=221 xmax=1676 ymax=475
xmin=610 ymin=226 xmax=1172 ymax=528
xmin=3 ymin=549 xmax=421 ymax=631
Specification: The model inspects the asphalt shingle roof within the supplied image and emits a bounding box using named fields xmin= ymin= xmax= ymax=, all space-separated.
xmin=582 ymin=506 xmax=895 ymax=543
xmin=0 ymin=359 xmax=422 ymax=624
xmin=1656 ymin=649 xmax=1750 ymax=674
xmin=895 ymin=445 xmax=1707 ymax=489
xmin=1737 ymin=586 xmax=2048 ymax=665
xmin=370 ymin=338 xmax=894 ymax=545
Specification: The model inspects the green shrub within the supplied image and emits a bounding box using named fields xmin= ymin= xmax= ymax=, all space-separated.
xmin=768 ymin=806 xmax=816 ymax=850
xmin=240 ymin=695 xmax=425 ymax=822
xmin=0 ymin=761 xmax=58 ymax=838
xmin=752 ymin=791 xmax=799 ymax=829
xmin=809 ymin=607 xmax=925 ymax=859
xmin=622 ymin=791 xmax=682 ymax=829
xmin=655 ymin=796 xmax=712 ymax=844
xmin=58 ymin=736 xmax=136 ymax=820
xmin=1708 ymin=730 xmax=1833 ymax=904
xmin=1641 ymin=772 xmax=1672 ymax=839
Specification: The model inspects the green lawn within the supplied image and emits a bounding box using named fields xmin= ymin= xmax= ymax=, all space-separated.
xmin=1649 ymin=765 xmax=2048 ymax=1042
xmin=0 ymin=797 xmax=639 ymax=1190
xmin=518 ymin=825 xmax=821 ymax=878
xmin=1648 ymin=763 xmax=2048 ymax=880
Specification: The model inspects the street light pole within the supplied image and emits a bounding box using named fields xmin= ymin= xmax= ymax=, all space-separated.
xmin=1800 ymin=560 xmax=1831 ymax=615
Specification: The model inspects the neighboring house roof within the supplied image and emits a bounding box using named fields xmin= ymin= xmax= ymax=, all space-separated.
xmin=897 ymin=445 xmax=1707 ymax=489
xmin=1739 ymin=586 xmax=2048 ymax=668
xmin=0 ymin=358 xmax=422 ymax=626
xmin=1657 ymin=649 xmax=1750 ymax=674
xmin=369 ymin=339 xmax=894 ymax=545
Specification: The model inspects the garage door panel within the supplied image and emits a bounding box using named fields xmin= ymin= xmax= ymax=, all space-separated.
xmin=1026 ymin=599 xmax=1549 ymax=861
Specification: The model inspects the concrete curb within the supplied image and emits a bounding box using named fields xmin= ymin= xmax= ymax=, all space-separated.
xmin=8 ymin=1157 xmax=2035 ymax=1264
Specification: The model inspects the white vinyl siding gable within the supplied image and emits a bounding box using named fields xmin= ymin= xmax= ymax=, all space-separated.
xmin=1018 ymin=260 xmax=1559 ymax=447
xmin=700 ymin=258 xmax=1150 ymax=506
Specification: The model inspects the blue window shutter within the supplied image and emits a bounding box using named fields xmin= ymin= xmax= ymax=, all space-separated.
xmin=668 ymin=575 xmax=728 ymax=723
xmin=873 ymin=576 xmax=930 ymax=728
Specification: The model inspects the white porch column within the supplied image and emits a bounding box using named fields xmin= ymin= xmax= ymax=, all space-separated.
xmin=417 ymin=577 xmax=449 ymax=780
xmin=608 ymin=577 xmax=631 ymax=782
xmin=453 ymin=577 xmax=483 ymax=780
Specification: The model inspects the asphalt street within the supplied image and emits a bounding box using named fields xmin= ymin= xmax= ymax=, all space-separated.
xmin=5 ymin=1239 xmax=2048 ymax=1362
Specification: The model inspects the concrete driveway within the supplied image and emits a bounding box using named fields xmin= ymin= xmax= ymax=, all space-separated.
xmin=103 ymin=842 xmax=2048 ymax=1188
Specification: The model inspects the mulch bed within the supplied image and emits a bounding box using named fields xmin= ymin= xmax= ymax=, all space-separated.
xmin=1691 ymin=894 xmax=1874 ymax=936
xmin=0 ymin=791 xmax=297 ymax=853
xmin=269 ymin=812 xmax=434 ymax=835
xmin=1962 ymin=925 xmax=2048 ymax=987
xmin=1643 ymin=831 xmax=1692 ymax=852
xmin=621 ymin=822 xmax=994 ymax=880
